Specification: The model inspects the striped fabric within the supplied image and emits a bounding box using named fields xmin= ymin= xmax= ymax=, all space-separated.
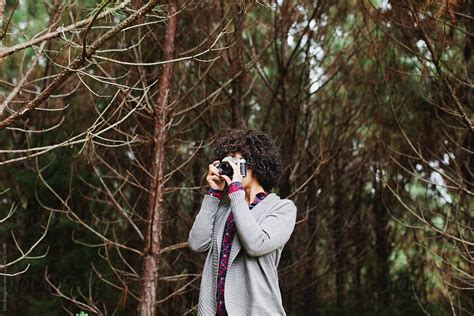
xmin=208 ymin=181 xmax=268 ymax=315
xmin=208 ymin=187 xmax=225 ymax=199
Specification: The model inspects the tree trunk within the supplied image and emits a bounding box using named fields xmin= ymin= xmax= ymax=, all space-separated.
xmin=137 ymin=1 xmax=177 ymax=315
xmin=229 ymin=2 xmax=245 ymax=129
xmin=303 ymin=177 xmax=321 ymax=315
xmin=352 ymin=167 xmax=366 ymax=315
xmin=372 ymin=165 xmax=390 ymax=313
xmin=332 ymin=157 xmax=346 ymax=313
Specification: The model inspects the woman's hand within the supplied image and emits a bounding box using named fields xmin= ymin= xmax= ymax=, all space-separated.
xmin=220 ymin=158 xmax=243 ymax=185
xmin=206 ymin=160 xmax=226 ymax=191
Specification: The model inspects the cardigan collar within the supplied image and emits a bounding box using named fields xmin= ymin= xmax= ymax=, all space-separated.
xmin=249 ymin=191 xmax=268 ymax=208
xmin=215 ymin=192 xmax=281 ymax=269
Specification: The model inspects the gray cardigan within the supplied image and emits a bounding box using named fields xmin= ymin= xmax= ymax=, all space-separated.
xmin=187 ymin=189 xmax=297 ymax=315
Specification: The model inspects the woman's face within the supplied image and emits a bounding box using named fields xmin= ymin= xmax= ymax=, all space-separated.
xmin=226 ymin=152 xmax=252 ymax=188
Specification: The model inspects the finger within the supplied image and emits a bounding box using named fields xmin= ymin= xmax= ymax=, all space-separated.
xmin=209 ymin=165 xmax=221 ymax=176
xmin=221 ymin=175 xmax=231 ymax=185
xmin=208 ymin=167 xmax=219 ymax=177
xmin=214 ymin=178 xmax=224 ymax=184
xmin=227 ymin=159 xmax=239 ymax=172
xmin=209 ymin=160 xmax=220 ymax=168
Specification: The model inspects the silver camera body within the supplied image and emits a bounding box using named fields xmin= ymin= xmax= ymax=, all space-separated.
xmin=217 ymin=156 xmax=247 ymax=178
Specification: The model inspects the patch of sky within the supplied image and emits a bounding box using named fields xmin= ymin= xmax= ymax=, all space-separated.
xmin=428 ymin=160 xmax=440 ymax=171
xmin=308 ymin=40 xmax=326 ymax=94
xmin=416 ymin=40 xmax=427 ymax=51
xmin=415 ymin=40 xmax=437 ymax=71
xmin=427 ymin=159 xmax=453 ymax=204
xmin=187 ymin=141 xmax=196 ymax=155
xmin=300 ymin=33 xmax=309 ymax=48
xmin=372 ymin=0 xmax=392 ymax=12
xmin=126 ymin=150 xmax=135 ymax=161
xmin=352 ymin=139 xmax=360 ymax=156
xmin=309 ymin=66 xmax=327 ymax=93
xmin=309 ymin=43 xmax=324 ymax=62
xmin=249 ymin=97 xmax=261 ymax=111
xmin=374 ymin=166 xmax=386 ymax=183
xmin=296 ymin=3 xmax=305 ymax=14
xmin=364 ymin=176 xmax=377 ymax=194
xmin=442 ymin=153 xmax=450 ymax=166
xmin=18 ymin=22 xmax=28 ymax=30
xmin=265 ymin=1 xmax=278 ymax=11
xmin=38 ymin=56 xmax=47 ymax=67
xmin=320 ymin=13 xmax=328 ymax=27
xmin=287 ymin=21 xmax=300 ymax=47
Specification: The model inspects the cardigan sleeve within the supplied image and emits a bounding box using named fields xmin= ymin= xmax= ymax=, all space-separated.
xmin=187 ymin=194 xmax=221 ymax=253
xmin=228 ymin=190 xmax=297 ymax=257
xmin=207 ymin=187 xmax=225 ymax=199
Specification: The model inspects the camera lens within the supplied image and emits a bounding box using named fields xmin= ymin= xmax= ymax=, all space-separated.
xmin=217 ymin=162 xmax=233 ymax=178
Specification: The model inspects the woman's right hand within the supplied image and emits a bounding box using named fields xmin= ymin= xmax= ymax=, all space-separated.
xmin=206 ymin=160 xmax=226 ymax=191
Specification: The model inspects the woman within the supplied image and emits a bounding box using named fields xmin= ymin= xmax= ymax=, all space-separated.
xmin=188 ymin=128 xmax=297 ymax=316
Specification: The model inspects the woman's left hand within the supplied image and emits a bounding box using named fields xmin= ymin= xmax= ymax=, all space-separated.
xmin=220 ymin=158 xmax=243 ymax=185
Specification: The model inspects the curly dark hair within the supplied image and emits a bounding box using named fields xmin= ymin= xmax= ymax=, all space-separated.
xmin=210 ymin=128 xmax=283 ymax=192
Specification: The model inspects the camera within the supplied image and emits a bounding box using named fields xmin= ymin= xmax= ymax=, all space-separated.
xmin=217 ymin=156 xmax=247 ymax=178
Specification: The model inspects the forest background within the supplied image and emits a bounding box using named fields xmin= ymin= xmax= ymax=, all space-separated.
xmin=0 ymin=0 xmax=472 ymax=315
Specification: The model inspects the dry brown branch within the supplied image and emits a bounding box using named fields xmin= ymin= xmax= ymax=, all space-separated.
xmin=0 ymin=0 xmax=131 ymax=58
xmin=0 ymin=211 xmax=52 ymax=276
xmin=0 ymin=37 xmax=48 ymax=116
xmin=0 ymin=0 xmax=160 ymax=130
